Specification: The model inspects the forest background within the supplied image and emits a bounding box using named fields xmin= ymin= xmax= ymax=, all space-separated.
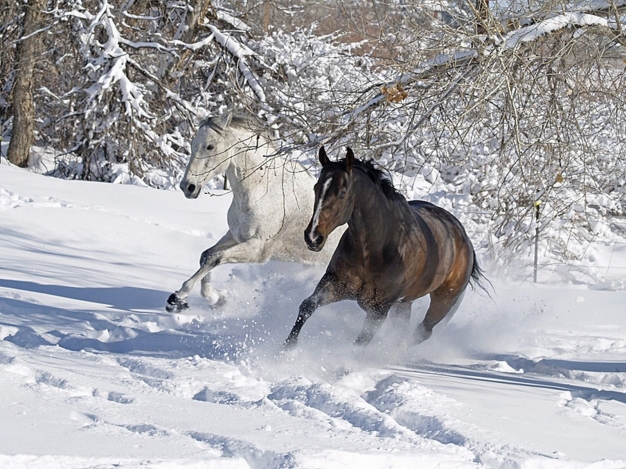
xmin=2 ymin=0 xmax=626 ymax=285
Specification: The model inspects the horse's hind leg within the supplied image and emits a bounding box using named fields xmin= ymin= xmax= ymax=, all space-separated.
xmin=199 ymin=273 xmax=217 ymax=303
xmin=354 ymin=300 xmax=393 ymax=346
xmin=390 ymin=300 xmax=412 ymax=326
xmin=385 ymin=300 xmax=413 ymax=345
xmin=414 ymin=289 xmax=466 ymax=344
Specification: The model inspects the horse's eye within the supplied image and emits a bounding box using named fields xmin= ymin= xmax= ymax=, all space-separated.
xmin=206 ymin=144 xmax=214 ymax=151
xmin=338 ymin=190 xmax=347 ymax=199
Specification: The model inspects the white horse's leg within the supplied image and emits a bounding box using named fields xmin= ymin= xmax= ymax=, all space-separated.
xmin=166 ymin=234 xmax=266 ymax=312
xmin=198 ymin=232 xmax=239 ymax=304
xmin=199 ymin=233 xmax=271 ymax=303
xmin=172 ymin=232 xmax=238 ymax=299
xmin=199 ymin=273 xmax=218 ymax=304
xmin=167 ymin=232 xmax=238 ymax=312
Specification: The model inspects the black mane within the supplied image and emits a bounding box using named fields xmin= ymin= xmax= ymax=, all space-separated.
xmin=334 ymin=157 xmax=403 ymax=202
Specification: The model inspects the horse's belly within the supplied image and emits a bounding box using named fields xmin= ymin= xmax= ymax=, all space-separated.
xmin=401 ymin=258 xmax=451 ymax=297
xmin=227 ymin=191 xmax=346 ymax=265
xmin=402 ymin=245 xmax=470 ymax=301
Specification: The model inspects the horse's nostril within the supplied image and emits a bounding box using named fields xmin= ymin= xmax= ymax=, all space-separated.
xmin=187 ymin=184 xmax=196 ymax=194
xmin=305 ymin=228 xmax=325 ymax=250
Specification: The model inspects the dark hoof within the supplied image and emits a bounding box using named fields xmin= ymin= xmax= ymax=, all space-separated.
xmin=412 ymin=323 xmax=432 ymax=345
xmin=353 ymin=336 xmax=371 ymax=347
xmin=166 ymin=293 xmax=189 ymax=313
xmin=283 ymin=336 xmax=298 ymax=351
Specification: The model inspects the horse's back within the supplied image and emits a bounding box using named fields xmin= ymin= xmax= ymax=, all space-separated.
xmin=408 ymin=200 xmax=471 ymax=243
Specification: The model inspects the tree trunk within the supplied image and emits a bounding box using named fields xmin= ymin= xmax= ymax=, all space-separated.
xmin=7 ymin=0 xmax=46 ymax=167
xmin=164 ymin=0 xmax=213 ymax=81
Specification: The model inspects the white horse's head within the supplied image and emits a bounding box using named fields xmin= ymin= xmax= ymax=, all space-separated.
xmin=180 ymin=112 xmax=237 ymax=199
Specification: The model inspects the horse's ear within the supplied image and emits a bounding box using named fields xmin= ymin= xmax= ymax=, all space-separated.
xmin=345 ymin=147 xmax=354 ymax=174
xmin=319 ymin=146 xmax=330 ymax=166
xmin=220 ymin=110 xmax=234 ymax=128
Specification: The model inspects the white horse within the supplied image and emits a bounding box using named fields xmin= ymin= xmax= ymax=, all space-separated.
xmin=166 ymin=112 xmax=344 ymax=312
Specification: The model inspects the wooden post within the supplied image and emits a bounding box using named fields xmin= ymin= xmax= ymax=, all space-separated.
xmin=264 ymin=1 xmax=270 ymax=32
xmin=533 ymin=201 xmax=541 ymax=283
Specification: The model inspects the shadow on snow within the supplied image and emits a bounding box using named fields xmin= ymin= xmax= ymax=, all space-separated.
xmin=392 ymin=360 xmax=626 ymax=405
xmin=0 ymin=291 xmax=245 ymax=360
xmin=0 ymin=278 xmax=166 ymax=310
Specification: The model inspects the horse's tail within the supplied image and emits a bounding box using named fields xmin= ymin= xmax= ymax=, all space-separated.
xmin=469 ymin=252 xmax=492 ymax=297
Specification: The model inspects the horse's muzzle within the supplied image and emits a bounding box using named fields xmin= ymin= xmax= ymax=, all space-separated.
xmin=181 ymin=181 xmax=201 ymax=199
xmin=304 ymin=230 xmax=325 ymax=252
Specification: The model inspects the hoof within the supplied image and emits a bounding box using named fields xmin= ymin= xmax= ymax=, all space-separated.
xmin=412 ymin=323 xmax=432 ymax=345
xmin=166 ymin=293 xmax=189 ymax=313
xmin=283 ymin=336 xmax=298 ymax=351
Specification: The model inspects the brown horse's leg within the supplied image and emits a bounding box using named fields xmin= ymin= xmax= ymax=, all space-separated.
xmin=354 ymin=301 xmax=393 ymax=346
xmin=390 ymin=300 xmax=412 ymax=326
xmin=284 ymin=273 xmax=347 ymax=349
xmin=414 ymin=289 xmax=466 ymax=344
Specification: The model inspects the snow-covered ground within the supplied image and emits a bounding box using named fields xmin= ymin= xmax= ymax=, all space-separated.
xmin=1 ymin=158 xmax=626 ymax=468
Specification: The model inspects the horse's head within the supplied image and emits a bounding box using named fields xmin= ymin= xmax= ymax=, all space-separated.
xmin=304 ymin=146 xmax=355 ymax=251
xmin=180 ymin=112 xmax=235 ymax=199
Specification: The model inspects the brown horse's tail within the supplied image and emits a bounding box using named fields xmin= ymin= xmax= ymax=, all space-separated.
xmin=469 ymin=253 xmax=492 ymax=296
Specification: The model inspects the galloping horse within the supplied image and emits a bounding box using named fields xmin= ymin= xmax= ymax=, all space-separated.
xmin=285 ymin=147 xmax=484 ymax=347
xmin=166 ymin=113 xmax=344 ymax=312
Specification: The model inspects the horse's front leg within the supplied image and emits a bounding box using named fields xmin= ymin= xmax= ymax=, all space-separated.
xmin=389 ymin=300 xmax=412 ymax=327
xmin=354 ymin=300 xmax=393 ymax=346
xmin=285 ymin=273 xmax=345 ymax=349
xmin=166 ymin=233 xmax=264 ymax=312
xmin=198 ymin=232 xmax=239 ymax=304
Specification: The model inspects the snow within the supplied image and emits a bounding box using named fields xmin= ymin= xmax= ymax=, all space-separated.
xmin=1 ymin=159 xmax=626 ymax=468
xmin=206 ymin=25 xmax=266 ymax=103
xmin=502 ymin=13 xmax=610 ymax=50
xmin=83 ymin=0 xmax=151 ymax=119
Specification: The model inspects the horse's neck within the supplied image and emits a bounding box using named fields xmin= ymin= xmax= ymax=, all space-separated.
xmin=223 ymin=131 xmax=312 ymax=207
xmin=348 ymin=172 xmax=405 ymax=247
xmin=224 ymin=131 xmax=274 ymax=189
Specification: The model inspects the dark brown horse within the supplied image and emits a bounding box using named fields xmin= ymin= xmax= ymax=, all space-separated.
xmin=285 ymin=147 xmax=485 ymax=348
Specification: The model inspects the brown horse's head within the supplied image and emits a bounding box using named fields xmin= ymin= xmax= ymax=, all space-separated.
xmin=304 ymin=146 xmax=355 ymax=251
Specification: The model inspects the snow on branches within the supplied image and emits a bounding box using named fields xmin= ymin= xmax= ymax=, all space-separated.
xmin=82 ymin=1 xmax=151 ymax=119
xmin=45 ymin=0 xmax=271 ymax=183
xmin=205 ymin=24 xmax=266 ymax=102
